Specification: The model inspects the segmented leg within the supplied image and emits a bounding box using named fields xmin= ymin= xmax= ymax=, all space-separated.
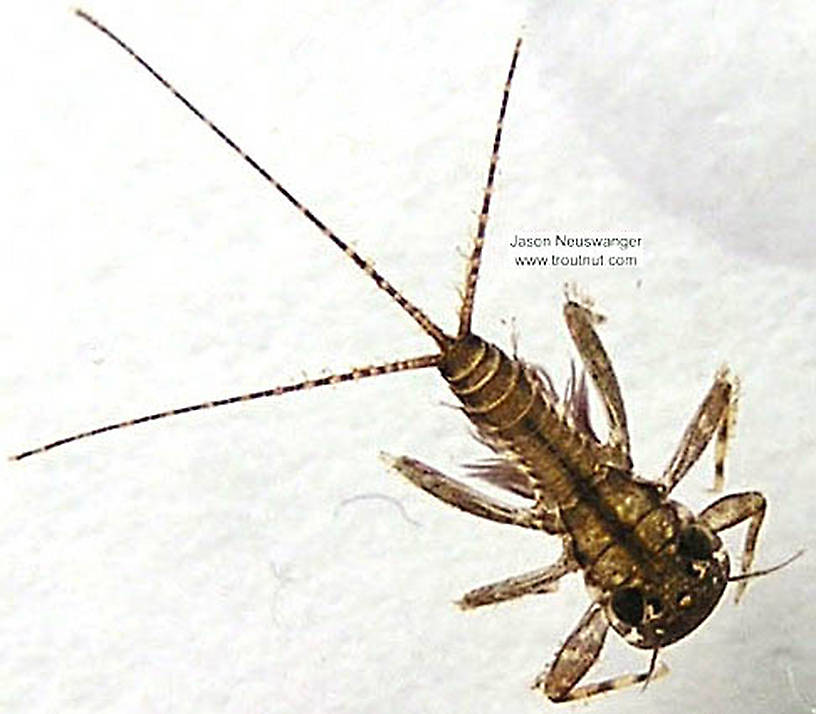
xmin=382 ymin=454 xmax=559 ymax=532
xmin=562 ymin=294 xmax=630 ymax=461
xmin=457 ymin=551 xmax=577 ymax=609
xmin=699 ymin=491 xmax=766 ymax=602
xmin=661 ymin=366 xmax=738 ymax=493
xmin=535 ymin=604 xmax=669 ymax=702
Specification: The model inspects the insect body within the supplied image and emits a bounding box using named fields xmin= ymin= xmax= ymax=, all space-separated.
xmin=396 ymin=309 xmax=761 ymax=700
xmin=14 ymin=9 xmax=790 ymax=703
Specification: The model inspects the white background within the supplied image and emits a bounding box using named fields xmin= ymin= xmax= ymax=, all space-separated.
xmin=3 ymin=1 xmax=815 ymax=712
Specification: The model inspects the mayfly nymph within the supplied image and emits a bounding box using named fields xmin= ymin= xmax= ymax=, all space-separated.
xmin=12 ymin=10 xmax=799 ymax=702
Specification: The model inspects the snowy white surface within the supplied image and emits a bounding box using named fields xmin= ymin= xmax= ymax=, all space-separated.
xmin=3 ymin=1 xmax=815 ymax=713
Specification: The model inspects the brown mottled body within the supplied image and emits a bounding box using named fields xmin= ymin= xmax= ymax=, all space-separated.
xmin=441 ymin=331 xmax=627 ymax=516
xmin=13 ymin=11 xmax=791 ymax=705
xmin=441 ymin=332 xmax=688 ymax=612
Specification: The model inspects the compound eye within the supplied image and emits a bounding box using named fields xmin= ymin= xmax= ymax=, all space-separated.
xmin=678 ymin=525 xmax=714 ymax=561
xmin=611 ymin=587 xmax=644 ymax=626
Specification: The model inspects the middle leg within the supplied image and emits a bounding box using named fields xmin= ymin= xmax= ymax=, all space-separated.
xmin=457 ymin=550 xmax=577 ymax=609
xmin=661 ymin=366 xmax=739 ymax=493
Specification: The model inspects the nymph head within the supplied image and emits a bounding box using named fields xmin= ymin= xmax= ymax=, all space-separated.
xmin=603 ymin=520 xmax=730 ymax=649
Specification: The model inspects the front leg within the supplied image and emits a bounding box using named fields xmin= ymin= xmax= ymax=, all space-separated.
xmin=382 ymin=453 xmax=559 ymax=532
xmin=699 ymin=491 xmax=766 ymax=602
xmin=535 ymin=603 xmax=668 ymax=702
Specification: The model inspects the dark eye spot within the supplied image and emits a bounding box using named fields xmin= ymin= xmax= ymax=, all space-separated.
xmin=612 ymin=587 xmax=644 ymax=625
xmin=678 ymin=525 xmax=713 ymax=561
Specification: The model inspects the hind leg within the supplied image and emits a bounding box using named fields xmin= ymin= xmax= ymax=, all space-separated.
xmin=382 ymin=453 xmax=558 ymax=532
xmin=562 ymin=290 xmax=630 ymax=462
